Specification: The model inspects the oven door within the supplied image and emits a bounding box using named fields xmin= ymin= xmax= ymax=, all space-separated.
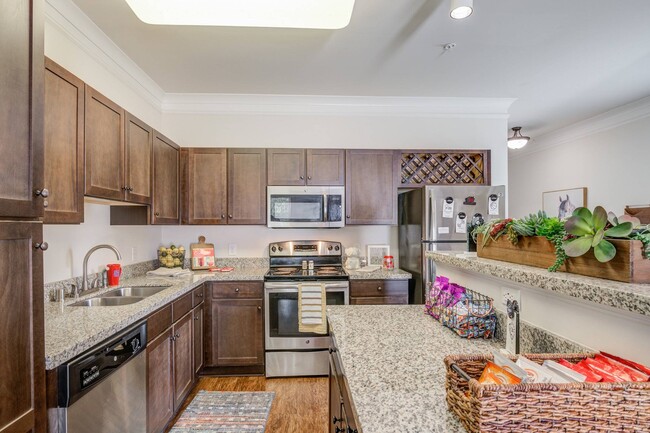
xmin=267 ymin=186 xmax=344 ymax=228
xmin=264 ymin=281 xmax=349 ymax=350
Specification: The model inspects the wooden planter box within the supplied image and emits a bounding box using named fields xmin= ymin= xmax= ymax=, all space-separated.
xmin=476 ymin=235 xmax=650 ymax=284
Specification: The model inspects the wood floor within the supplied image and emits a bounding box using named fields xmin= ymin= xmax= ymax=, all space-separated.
xmin=168 ymin=376 xmax=329 ymax=433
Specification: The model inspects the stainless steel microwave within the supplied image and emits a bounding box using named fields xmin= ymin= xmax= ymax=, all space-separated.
xmin=267 ymin=186 xmax=345 ymax=228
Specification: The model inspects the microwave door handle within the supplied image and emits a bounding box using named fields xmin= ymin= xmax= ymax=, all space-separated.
xmin=323 ymin=194 xmax=328 ymax=222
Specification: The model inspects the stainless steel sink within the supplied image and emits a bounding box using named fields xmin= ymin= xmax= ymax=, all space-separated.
xmin=70 ymin=296 xmax=145 ymax=307
xmin=100 ymin=286 xmax=170 ymax=298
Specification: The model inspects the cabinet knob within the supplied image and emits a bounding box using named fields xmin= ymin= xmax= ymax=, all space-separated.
xmin=300 ymin=175 xmax=304 ymax=180
xmin=329 ymin=347 xmax=337 ymax=354
xmin=333 ymin=417 xmax=342 ymax=425
xmin=34 ymin=242 xmax=48 ymax=251
xmin=336 ymin=428 xmax=344 ymax=433
xmin=235 ymin=288 xmax=240 ymax=292
xmin=257 ymin=306 xmax=262 ymax=311
xmin=197 ymin=293 xmax=204 ymax=298
xmin=307 ymin=176 xmax=312 ymax=180
xmin=34 ymin=188 xmax=49 ymax=198
xmin=377 ymin=286 xmax=383 ymax=291
xmin=194 ymin=316 xmax=199 ymax=321
xmin=221 ymin=214 xmax=225 ymax=219
xmin=155 ymin=212 xmax=160 ymax=217
xmin=128 ymin=186 xmax=134 ymax=192
xmin=228 ymin=214 xmax=233 ymax=219
xmin=121 ymin=186 xmax=127 ymax=191
xmin=346 ymin=215 xmax=350 ymax=219
xmin=175 ymin=333 xmax=180 ymax=338
xmin=170 ymin=336 xmax=176 ymax=341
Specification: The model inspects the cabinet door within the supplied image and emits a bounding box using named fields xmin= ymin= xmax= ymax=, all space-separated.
xmin=0 ymin=0 xmax=44 ymax=219
xmin=44 ymin=58 xmax=85 ymax=224
xmin=0 ymin=222 xmax=45 ymax=433
xmin=173 ymin=312 xmax=194 ymax=411
xmin=147 ymin=327 xmax=174 ymax=433
xmin=329 ymin=356 xmax=343 ymax=433
xmin=227 ymin=149 xmax=267 ymax=225
xmin=193 ymin=304 xmax=204 ymax=376
xmin=152 ymin=131 xmax=180 ymax=224
xmin=84 ymin=86 xmax=125 ymax=200
xmin=124 ymin=113 xmax=153 ymax=205
xmin=307 ymin=149 xmax=345 ymax=186
xmin=210 ymin=298 xmax=264 ymax=366
xmin=345 ymin=150 xmax=398 ymax=225
xmin=181 ymin=148 xmax=227 ymax=225
xmin=267 ymin=148 xmax=305 ymax=185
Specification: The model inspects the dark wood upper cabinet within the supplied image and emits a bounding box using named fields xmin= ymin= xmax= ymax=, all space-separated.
xmin=227 ymin=149 xmax=267 ymax=225
xmin=125 ymin=113 xmax=153 ymax=205
xmin=152 ymin=131 xmax=180 ymax=225
xmin=0 ymin=222 xmax=45 ymax=433
xmin=267 ymin=149 xmax=306 ymax=185
xmin=268 ymin=148 xmax=345 ymax=186
xmin=345 ymin=150 xmax=398 ymax=225
xmin=44 ymin=58 xmax=85 ymax=224
xmin=84 ymin=86 xmax=125 ymax=201
xmin=181 ymin=148 xmax=227 ymax=225
xmin=306 ymin=149 xmax=345 ymax=186
xmin=0 ymin=0 xmax=44 ymax=219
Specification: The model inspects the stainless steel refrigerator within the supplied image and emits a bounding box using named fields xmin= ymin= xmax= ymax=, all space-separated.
xmin=398 ymin=185 xmax=506 ymax=304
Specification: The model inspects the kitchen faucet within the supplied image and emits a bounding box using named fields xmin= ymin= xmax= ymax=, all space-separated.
xmin=82 ymin=244 xmax=122 ymax=294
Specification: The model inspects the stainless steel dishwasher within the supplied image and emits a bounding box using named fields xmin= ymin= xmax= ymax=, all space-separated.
xmin=52 ymin=321 xmax=147 ymax=433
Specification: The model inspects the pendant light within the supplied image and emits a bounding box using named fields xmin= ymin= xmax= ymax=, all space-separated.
xmin=450 ymin=0 xmax=473 ymax=19
xmin=507 ymin=127 xmax=530 ymax=150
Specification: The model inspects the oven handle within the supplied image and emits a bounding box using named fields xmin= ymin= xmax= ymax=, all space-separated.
xmin=323 ymin=193 xmax=328 ymax=222
xmin=264 ymin=282 xmax=349 ymax=291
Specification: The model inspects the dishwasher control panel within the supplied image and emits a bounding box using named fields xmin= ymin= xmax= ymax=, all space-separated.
xmin=58 ymin=321 xmax=147 ymax=407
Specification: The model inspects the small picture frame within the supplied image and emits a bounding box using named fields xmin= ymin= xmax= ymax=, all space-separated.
xmin=542 ymin=187 xmax=587 ymax=219
xmin=367 ymin=244 xmax=390 ymax=266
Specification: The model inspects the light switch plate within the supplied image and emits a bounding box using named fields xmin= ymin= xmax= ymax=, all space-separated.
xmin=228 ymin=243 xmax=237 ymax=256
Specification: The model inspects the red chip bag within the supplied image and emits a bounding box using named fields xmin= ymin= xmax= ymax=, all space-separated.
xmin=581 ymin=358 xmax=626 ymax=382
xmin=600 ymin=352 xmax=650 ymax=377
xmin=558 ymin=359 xmax=602 ymax=382
xmin=595 ymin=354 xmax=649 ymax=382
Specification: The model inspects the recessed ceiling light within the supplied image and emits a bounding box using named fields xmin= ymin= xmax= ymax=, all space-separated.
xmin=450 ymin=0 xmax=473 ymax=20
xmin=507 ymin=127 xmax=530 ymax=150
xmin=124 ymin=0 xmax=356 ymax=29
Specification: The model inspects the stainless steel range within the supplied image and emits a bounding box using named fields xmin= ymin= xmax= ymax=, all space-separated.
xmin=264 ymin=240 xmax=349 ymax=377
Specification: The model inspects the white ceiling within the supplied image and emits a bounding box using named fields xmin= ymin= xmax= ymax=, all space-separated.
xmin=69 ymin=0 xmax=650 ymax=137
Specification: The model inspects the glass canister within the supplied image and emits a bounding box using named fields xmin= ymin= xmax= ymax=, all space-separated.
xmin=383 ymin=255 xmax=394 ymax=270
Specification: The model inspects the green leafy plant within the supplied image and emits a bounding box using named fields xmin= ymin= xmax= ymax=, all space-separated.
xmin=563 ymin=206 xmax=634 ymax=262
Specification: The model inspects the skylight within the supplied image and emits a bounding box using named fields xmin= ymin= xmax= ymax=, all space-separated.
xmin=124 ymin=0 xmax=356 ymax=29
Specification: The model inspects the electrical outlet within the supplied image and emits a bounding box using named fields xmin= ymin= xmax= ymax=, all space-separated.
xmin=228 ymin=243 xmax=237 ymax=256
xmin=501 ymin=287 xmax=521 ymax=354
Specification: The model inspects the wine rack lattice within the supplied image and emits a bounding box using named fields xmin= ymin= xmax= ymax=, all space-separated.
xmin=400 ymin=151 xmax=489 ymax=185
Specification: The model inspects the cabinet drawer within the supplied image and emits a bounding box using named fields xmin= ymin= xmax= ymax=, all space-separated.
xmin=350 ymin=296 xmax=408 ymax=305
xmin=210 ymin=282 xmax=263 ymax=299
xmin=147 ymin=305 xmax=172 ymax=341
xmin=172 ymin=292 xmax=193 ymax=322
xmin=350 ymin=280 xmax=408 ymax=298
xmin=192 ymin=285 xmax=205 ymax=307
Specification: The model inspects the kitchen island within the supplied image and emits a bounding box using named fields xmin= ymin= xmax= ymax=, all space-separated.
xmin=327 ymin=305 xmax=501 ymax=433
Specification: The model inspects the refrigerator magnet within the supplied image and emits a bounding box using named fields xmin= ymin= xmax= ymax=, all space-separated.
xmin=489 ymin=194 xmax=500 ymax=216
xmin=456 ymin=212 xmax=467 ymax=234
xmin=442 ymin=197 xmax=454 ymax=218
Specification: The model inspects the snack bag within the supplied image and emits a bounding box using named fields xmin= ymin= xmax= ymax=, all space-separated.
xmin=595 ymin=354 xmax=649 ymax=382
xmin=516 ymin=357 xmax=556 ymax=383
xmin=492 ymin=351 xmax=528 ymax=383
xmin=580 ymin=358 xmax=625 ymax=382
xmin=478 ymin=361 xmax=522 ymax=385
xmin=543 ymin=360 xmax=586 ymax=382
xmin=600 ymin=352 xmax=650 ymax=376
xmin=558 ymin=359 xmax=602 ymax=382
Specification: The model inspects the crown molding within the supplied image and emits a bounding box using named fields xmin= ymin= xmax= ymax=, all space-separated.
xmin=162 ymin=93 xmax=516 ymax=117
xmin=45 ymin=0 xmax=165 ymax=110
xmin=510 ymin=95 xmax=650 ymax=160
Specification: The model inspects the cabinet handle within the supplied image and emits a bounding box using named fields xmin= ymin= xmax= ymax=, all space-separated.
xmin=257 ymin=306 xmax=262 ymax=310
xmin=170 ymin=336 xmax=176 ymax=341
xmin=228 ymin=214 xmax=233 ymax=218
xmin=377 ymin=286 xmax=383 ymax=291
xmin=329 ymin=347 xmax=337 ymax=354
xmin=299 ymin=175 xmax=304 ymax=180
xmin=221 ymin=214 xmax=225 ymax=219
xmin=235 ymin=288 xmax=240 ymax=292
xmin=346 ymin=215 xmax=350 ymax=219
xmin=127 ymin=186 xmax=134 ymax=192
xmin=194 ymin=316 xmax=199 ymax=321
xmin=34 ymin=188 xmax=49 ymax=198
xmin=175 ymin=333 xmax=180 ymax=338
xmin=121 ymin=186 xmax=127 ymax=191
xmin=333 ymin=416 xmax=342 ymax=425
xmin=336 ymin=428 xmax=344 ymax=433
xmin=34 ymin=242 xmax=48 ymax=251
xmin=155 ymin=212 xmax=160 ymax=217
xmin=307 ymin=176 xmax=312 ymax=180
xmin=197 ymin=293 xmax=204 ymax=298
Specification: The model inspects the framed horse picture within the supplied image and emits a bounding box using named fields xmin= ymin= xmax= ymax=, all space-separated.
xmin=542 ymin=187 xmax=587 ymax=219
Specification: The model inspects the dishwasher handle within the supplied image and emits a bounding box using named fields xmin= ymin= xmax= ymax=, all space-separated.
xmin=58 ymin=321 xmax=147 ymax=407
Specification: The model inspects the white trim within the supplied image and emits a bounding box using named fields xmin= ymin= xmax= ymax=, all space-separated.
xmin=162 ymin=93 xmax=515 ymax=117
xmin=45 ymin=0 xmax=166 ymax=110
xmin=510 ymin=95 xmax=650 ymax=160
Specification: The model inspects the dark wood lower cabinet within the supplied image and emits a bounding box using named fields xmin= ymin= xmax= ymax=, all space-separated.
xmin=205 ymin=282 xmax=265 ymax=372
xmin=0 ymin=221 xmax=45 ymax=433
xmin=146 ymin=328 xmax=174 ymax=433
xmin=173 ymin=312 xmax=194 ymax=410
xmin=329 ymin=341 xmax=359 ymax=433
xmin=349 ymin=279 xmax=409 ymax=305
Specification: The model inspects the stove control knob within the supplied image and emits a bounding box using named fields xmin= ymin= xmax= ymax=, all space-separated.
xmin=327 ymin=245 xmax=333 ymax=251
xmin=271 ymin=245 xmax=277 ymax=253
xmin=334 ymin=245 xmax=340 ymax=251
xmin=278 ymin=246 xmax=283 ymax=252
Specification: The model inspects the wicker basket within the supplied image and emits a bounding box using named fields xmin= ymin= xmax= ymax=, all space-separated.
xmin=444 ymin=353 xmax=650 ymax=433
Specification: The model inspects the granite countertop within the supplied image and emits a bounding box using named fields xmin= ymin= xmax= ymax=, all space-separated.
xmin=428 ymin=251 xmax=650 ymax=316
xmin=347 ymin=267 xmax=412 ymax=280
xmin=327 ymin=305 xmax=501 ymax=433
xmin=44 ymin=268 xmax=267 ymax=370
